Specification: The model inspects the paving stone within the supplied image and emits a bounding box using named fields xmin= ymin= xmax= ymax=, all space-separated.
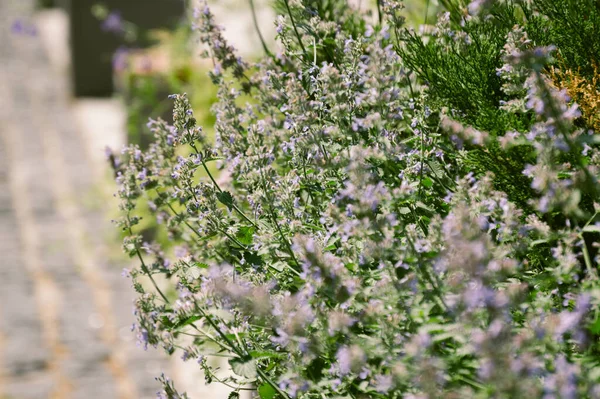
xmin=0 ymin=104 xmax=53 ymax=397
xmin=0 ymin=1 xmax=169 ymax=396
xmin=3 ymin=373 xmax=55 ymax=399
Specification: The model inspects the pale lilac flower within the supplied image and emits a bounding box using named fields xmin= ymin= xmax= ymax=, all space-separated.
xmin=102 ymin=11 xmax=124 ymax=34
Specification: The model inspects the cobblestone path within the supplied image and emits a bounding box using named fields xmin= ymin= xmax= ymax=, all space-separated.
xmin=0 ymin=1 xmax=168 ymax=398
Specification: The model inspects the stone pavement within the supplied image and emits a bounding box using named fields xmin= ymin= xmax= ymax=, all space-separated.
xmin=0 ymin=1 xmax=168 ymax=398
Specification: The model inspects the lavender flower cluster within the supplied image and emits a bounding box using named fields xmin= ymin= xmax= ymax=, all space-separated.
xmin=111 ymin=1 xmax=600 ymax=398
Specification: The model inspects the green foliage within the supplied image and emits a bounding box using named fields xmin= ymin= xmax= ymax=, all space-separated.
xmin=274 ymin=0 xmax=367 ymax=66
xmin=400 ymin=2 xmax=525 ymax=131
xmin=258 ymin=383 xmax=277 ymax=399
xmin=527 ymin=0 xmax=600 ymax=80
xmin=399 ymin=2 xmax=540 ymax=210
xmin=463 ymin=144 xmax=537 ymax=210
xmin=112 ymin=1 xmax=600 ymax=398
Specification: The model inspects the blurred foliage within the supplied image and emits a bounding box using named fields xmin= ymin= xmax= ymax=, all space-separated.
xmin=116 ymin=26 xmax=217 ymax=149
xmin=113 ymin=25 xmax=218 ymax=249
xmin=37 ymin=0 xmax=55 ymax=8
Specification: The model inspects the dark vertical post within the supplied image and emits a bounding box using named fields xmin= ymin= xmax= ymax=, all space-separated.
xmin=69 ymin=0 xmax=185 ymax=97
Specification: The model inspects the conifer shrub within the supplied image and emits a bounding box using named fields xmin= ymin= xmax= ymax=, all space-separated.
xmin=111 ymin=1 xmax=600 ymax=397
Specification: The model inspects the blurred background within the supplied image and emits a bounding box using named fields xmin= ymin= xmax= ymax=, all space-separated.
xmin=0 ymin=0 xmax=436 ymax=398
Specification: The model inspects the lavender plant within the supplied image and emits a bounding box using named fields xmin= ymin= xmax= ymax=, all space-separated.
xmin=110 ymin=0 xmax=600 ymax=397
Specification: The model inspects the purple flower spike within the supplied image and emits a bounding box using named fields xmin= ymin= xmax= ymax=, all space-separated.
xmin=112 ymin=47 xmax=129 ymax=72
xmin=102 ymin=11 xmax=124 ymax=34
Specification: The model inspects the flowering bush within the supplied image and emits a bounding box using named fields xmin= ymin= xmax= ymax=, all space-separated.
xmin=111 ymin=0 xmax=600 ymax=397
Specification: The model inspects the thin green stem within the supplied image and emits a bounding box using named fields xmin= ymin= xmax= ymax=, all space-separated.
xmin=249 ymin=0 xmax=272 ymax=56
xmin=270 ymin=207 xmax=300 ymax=266
xmin=195 ymin=306 xmax=242 ymax=355
xmin=259 ymin=169 xmax=300 ymax=268
xmin=405 ymin=233 xmax=450 ymax=314
xmin=156 ymin=189 xmax=206 ymax=244
xmin=579 ymin=211 xmax=599 ymax=279
xmin=167 ymin=204 xmax=204 ymax=240
xmin=126 ymin=213 xmax=169 ymax=303
xmin=189 ymin=324 xmax=236 ymax=353
xmin=219 ymin=227 xmax=248 ymax=249
xmin=257 ymin=368 xmax=290 ymax=399
xmin=190 ymin=144 xmax=259 ymax=229
xmin=456 ymin=375 xmax=486 ymax=391
xmin=283 ymin=0 xmax=307 ymax=58
xmin=207 ymin=375 xmax=255 ymax=391
xmin=192 ymin=309 xmax=283 ymax=395
xmin=581 ymin=241 xmax=596 ymax=279
xmin=583 ymin=211 xmax=599 ymax=229
xmin=418 ymin=126 xmax=425 ymax=199
xmin=231 ymin=202 xmax=259 ymax=229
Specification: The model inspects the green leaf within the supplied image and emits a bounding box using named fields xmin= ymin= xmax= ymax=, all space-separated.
xmin=270 ymin=261 xmax=286 ymax=272
xmin=188 ymin=267 xmax=202 ymax=279
xmin=237 ymin=226 xmax=255 ymax=245
xmin=204 ymin=156 xmax=225 ymax=162
xmin=249 ymin=350 xmax=283 ymax=360
xmin=589 ymin=366 xmax=600 ymax=381
xmin=428 ymin=160 xmax=445 ymax=178
xmin=142 ymin=180 xmax=159 ymax=190
xmin=422 ymin=177 xmax=434 ymax=188
xmin=583 ymin=224 xmax=600 ymax=233
xmin=588 ymin=316 xmax=600 ymax=335
xmin=258 ymin=383 xmax=277 ymax=399
xmin=324 ymin=236 xmax=340 ymax=251
xmin=243 ymin=251 xmax=264 ymax=266
xmin=228 ymin=392 xmax=240 ymax=399
xmin=229 ymin=357 xmax=257 ymax=379
xmin=415 ymin=201 xmax=434 ymax=213
xmin=357 ymin=381 xmax=370 ymax=392
xmin=399 ymin=207 xmax=411 ymax=215
xmin=170 ymin=315 xmax=202 ymax=331
xmin=217 ymin=191 xmax=234 ymax=210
